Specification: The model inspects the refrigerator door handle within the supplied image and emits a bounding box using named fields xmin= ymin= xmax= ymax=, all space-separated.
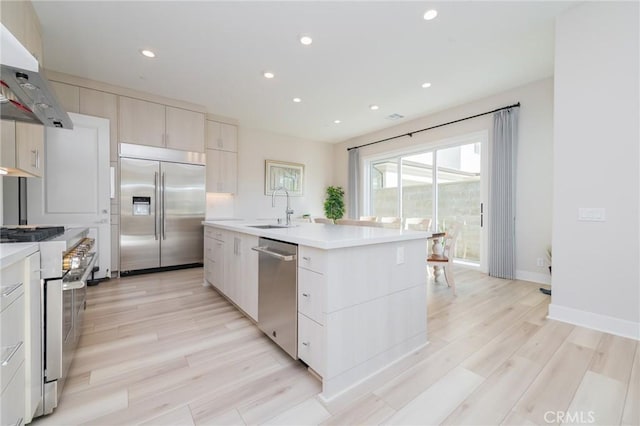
xmin=162 ymin=172 xmax=167 ymax=240
xmin=154 ymin=172 xmax=159 ymax=240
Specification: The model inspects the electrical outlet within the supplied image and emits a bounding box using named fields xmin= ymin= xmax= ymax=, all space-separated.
xmin=536 ymin=257 xmax=544 ymax=267
xmin=396 ymin=247 xmax=405 ymax=265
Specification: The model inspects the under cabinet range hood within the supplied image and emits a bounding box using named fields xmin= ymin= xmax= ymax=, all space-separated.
xmin=0 ymin=24 xmax=73 ymax=129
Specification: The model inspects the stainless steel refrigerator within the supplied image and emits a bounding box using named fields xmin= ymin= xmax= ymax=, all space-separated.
xmin=120 ymin=144 xmax=205 ymax=273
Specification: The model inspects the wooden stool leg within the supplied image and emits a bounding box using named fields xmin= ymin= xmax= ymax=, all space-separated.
xmin=444 ymin=264 xmax=456 ymax=295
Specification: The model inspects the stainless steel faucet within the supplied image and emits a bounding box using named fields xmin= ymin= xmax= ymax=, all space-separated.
xmin=271 ymin=186 xmax=294 ymax=226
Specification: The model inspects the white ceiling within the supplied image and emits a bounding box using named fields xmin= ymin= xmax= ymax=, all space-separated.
xmin=33 ymin=1 xmax=576 ymax=143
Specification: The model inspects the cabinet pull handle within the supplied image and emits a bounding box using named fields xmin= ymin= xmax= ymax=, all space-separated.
xmin=1 ymin=282 xmax=22 ymax=298
xmin=31 ymin=149 xmax=37 ymax=167
xmin=302 ymin=341 xmax=310 ymax=347
xmin=302 ymin=293 xmax=310 ymax=298
xmin=303 ymin=256 xmax=311 ymax=261
xmin=10 ymin=417 xmax=23 ymax=426
xmin=1 ymin=341 xmax=23 ymax=366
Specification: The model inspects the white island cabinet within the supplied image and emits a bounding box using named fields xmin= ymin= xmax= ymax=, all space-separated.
xmin=203 ymin=221 xmax=429 ymax=401
xmin=0 ymin=243 xmax=40 ymax=425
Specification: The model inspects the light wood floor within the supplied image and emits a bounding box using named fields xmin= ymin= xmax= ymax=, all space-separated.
xmin=34 ymin=267 xmax=639 ymax=426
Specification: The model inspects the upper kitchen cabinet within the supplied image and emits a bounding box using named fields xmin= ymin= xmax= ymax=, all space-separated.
xmin=206 ymin=120 xmax=237 ymax=152
xmin=0 ymin=120 xmax=44 ymax=177
xmin=119 ymin=96 xmax=205 ymax=152
xmin=206 ymin=149 xmax=237 ymax=194
xmin=49 ymin=81 xmax=80 ymax=114
xmin=166 ymin=106 xmax=205 ymax=153
xmin=79 ymin=88 xmax=118 ymax=161
xmin=1 ymin=0 xmax=44 ymax=65
xmin=119 ymin=97 xmax=165 ymax=148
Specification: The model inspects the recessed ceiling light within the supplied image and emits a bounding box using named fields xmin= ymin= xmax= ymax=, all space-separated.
xmin=299 ymin=35 xmax=313 ymax=45
xmin=421 ymin=82 xmax=432 ymax=88
xmin=263 ymin=71 xmax=275 ymax=79
xmin=334 ymin=120 xmax=341 ymax=124
xmin=293 ymin=97 xmax=302 ymax=103
xmin=369 ymin=105 xmax=379 ymax=111
xmin=423 ymin=9 xmax=438 ymax=21
xmin=140 ymin=49 xmax=156 ymax=58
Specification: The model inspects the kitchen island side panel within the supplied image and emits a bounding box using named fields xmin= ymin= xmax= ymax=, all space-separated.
xmin=321 ymin=238 xmax=428 ymax=400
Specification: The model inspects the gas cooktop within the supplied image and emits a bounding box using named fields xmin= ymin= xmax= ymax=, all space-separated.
xmin=0 ymin=226 xmax=66 ymax=243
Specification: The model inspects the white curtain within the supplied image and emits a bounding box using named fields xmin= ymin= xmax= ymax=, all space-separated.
xmin=348 ymin=148 xmax=360 ymax=219
xmin=489 ymin=108 xmax=519 ymax=279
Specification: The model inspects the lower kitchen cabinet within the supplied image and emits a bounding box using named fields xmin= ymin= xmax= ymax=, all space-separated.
xmin=1 ymin=257 xmax=27 ymax=426
xmin=223 ymin=232 xmax=258 ymax=321
xmin=297 ymin=313 xmax=325 ymax=376
xmin=24 ymin=251 xmax=42 ymax=423
xmin=203 ymin=227 xmax=257 ymax=321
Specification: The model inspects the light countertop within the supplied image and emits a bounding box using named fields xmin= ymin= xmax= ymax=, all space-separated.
xmin=0 ymin=243 xmax=39 ymax=269
xmin=203 ymin=220 xmax=431 ymax=250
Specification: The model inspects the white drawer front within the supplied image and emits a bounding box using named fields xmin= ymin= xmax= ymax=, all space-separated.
xmin=298 ymin=246 xmax=327 ymax=274
xmin=1 ymin=261 xmax=24 ymax=312
xmin=1 ymin=294 xmax=25 ymax=394
xmin=1 ymin=361 xmax=25 ymax=426
xmin=204 ymin=226 xmax=225 ymax=241
xmin=298 ymin=268 xmax=325 ymax=325
xmin=298 ymin=313 xmax=324 ymax=376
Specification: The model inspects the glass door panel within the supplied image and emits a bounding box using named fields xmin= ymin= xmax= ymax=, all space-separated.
xmin=370 ymin=160 xmax=398 ymax=217
xmin=436 ymin=143 xmax=481 ymax=263
xmin=401 ymin=152 xmax=433 ymax=226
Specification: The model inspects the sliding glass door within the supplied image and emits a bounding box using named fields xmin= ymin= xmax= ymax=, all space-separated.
xmin=366 ymin=132 xmax=486 ymax=268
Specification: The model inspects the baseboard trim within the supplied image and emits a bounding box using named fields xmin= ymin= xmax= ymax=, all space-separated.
xmin=516 ymin=270 xmax=551 ymax=285
xmin=548 ymin=303 xmax=640 ymax=340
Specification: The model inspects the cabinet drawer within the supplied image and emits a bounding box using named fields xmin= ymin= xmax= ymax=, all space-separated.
xmin=298 ymin=313 xmax=324 ymax=376
xmin=204 ymin=227 xmax=225 ymax=241
xmin=1 ymin=294 xmax=25 ymax=394
xmin=298 ymin=268 xmax=325 ymax=325
xmin=298 ymin=246 xmax=327 ymax=274
xmin=1 ymin=261 xmax=25 ymax=312
xmin=1 ymin=362 xmax=25 ymax=426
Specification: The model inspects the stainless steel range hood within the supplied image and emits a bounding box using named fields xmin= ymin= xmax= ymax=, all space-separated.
xmin=0 ymin=24 xmax=73 ymax=129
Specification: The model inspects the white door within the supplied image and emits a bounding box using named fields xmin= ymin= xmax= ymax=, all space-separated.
xmin=27 ymin=113 xmax=111 ymax=278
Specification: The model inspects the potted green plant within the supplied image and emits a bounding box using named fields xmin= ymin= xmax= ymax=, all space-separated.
xmin=324 ymin=186 xmax=345 ymax=221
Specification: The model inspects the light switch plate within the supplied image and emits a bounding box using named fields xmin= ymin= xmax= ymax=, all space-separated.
xmin=578 ymin=207 xmax=606 ymax=222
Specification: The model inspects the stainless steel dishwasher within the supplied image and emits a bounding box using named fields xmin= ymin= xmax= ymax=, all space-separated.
xmin=252 ymin=237 xmax=298 ymax=358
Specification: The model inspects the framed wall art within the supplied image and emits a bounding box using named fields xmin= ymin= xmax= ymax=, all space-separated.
xmin=265 ymin=160 xmax=304 ymax=196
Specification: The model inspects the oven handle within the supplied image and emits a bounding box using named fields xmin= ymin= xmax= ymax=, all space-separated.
xmin=62 ymin=253 xmax=98 ymax=291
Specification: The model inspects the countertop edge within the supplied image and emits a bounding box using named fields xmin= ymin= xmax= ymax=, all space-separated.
xmin=0 ymin=243 xmax=39 ymax=269
xmin=202 ymin=220 xmax=430 ymax=249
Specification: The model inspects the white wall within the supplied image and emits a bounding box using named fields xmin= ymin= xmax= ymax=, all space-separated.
xmin=207 ymin=126 xmax=334 ymax=220
xmin=333 ymin=78 xmax=554 ymax=284
xmin=549 ymin=2 xmax=639 ymax=339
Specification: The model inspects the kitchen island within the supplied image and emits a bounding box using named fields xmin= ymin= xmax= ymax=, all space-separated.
xmin=203 ymin=220 xmax=430 ymax=402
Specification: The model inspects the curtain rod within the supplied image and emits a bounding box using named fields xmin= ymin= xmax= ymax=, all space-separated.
xmin=347 ymin=102 xmax=520 ymax=151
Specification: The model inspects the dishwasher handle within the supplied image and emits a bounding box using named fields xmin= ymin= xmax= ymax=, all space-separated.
xmin=251 ymin=246 xmax=297 ymax=261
